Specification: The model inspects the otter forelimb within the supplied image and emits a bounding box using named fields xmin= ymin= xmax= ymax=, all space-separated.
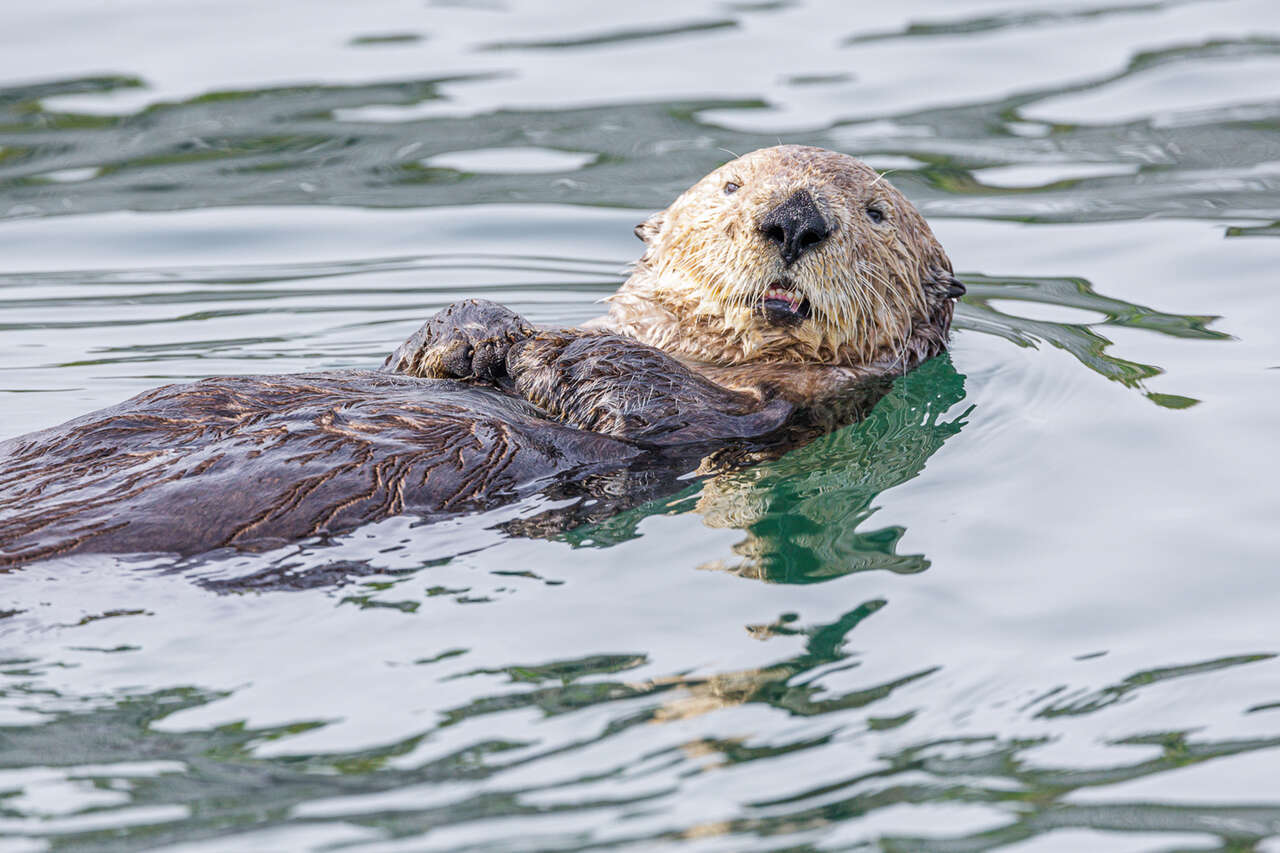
xmin=505 ymin=330 xmax=793 ymax=445
xmin=389 ymin=299 xmax=793 ymax=445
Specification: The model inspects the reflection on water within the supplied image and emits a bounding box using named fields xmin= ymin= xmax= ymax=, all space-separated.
xmin=694 ymin=357 xmax=969 ymax=583
xmin=956 ymin=273 xmax=1229 ymax=407
xmin=5 ymin=589 xmax=1280 ymax=851
xmin=2 ymin=23 xmax=1279 ymax=224
xmin=550 ymin=355 xmax=967 ymax=579
xmin=2 ymin=0 xmax=1279 ymax=850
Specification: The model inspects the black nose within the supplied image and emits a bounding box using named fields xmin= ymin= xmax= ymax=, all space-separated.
xmin=758 ymin=190 xmax=830 ymax=267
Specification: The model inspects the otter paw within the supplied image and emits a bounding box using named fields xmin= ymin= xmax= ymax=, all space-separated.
xmin=384 ymin=299 xmax=535 ymax=383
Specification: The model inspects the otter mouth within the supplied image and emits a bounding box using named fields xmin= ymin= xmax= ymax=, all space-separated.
xmin=759 ymin=281 xmax=811 ymax=326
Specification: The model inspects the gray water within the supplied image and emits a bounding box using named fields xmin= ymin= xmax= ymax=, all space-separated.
xmin=2 ymin=1 xmax=1280 ymax=850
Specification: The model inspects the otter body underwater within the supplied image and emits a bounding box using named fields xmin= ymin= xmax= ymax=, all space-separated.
xmin=0 ymin=146 xmax=964 ymax=566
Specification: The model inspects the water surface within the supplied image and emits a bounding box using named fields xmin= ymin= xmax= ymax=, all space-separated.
xmin=2 ymin=1 xmax=1280 ymax=850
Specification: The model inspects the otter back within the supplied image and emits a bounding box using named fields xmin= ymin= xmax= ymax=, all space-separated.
xmin=0 ymin=371 xmax=641 ymax=566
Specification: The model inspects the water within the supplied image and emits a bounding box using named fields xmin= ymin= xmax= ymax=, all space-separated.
xmin=1 ymin=1 xmax=1279 ymax=849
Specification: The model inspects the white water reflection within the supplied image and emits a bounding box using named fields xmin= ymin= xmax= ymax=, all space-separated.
xmin=423 ymin=147 xmax=597 ymax=173
xmin=1022 ymin=53 xmax=1280 ymax=125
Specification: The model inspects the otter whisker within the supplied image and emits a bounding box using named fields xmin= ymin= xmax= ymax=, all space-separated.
xmin=848 ymin=268 xmax=873 ymax=335
xmin=884 ymin=340 xmax=911 ymax=378
xmin=863 ymin=260 xmax=911 ymax=336
xmin=862 ymin=263 xmax=898 ymax=325
xmin=871 ymin=169 xmax=898 ymax=187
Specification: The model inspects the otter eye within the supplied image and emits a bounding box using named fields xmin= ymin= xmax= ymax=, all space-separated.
xmin=724 ymin=182 xmax=740 ymax=195
xmin=865 ymin=205 xmax=886 ymax=224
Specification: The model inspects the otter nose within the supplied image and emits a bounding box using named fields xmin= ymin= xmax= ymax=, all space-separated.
xmin=758 ymin=190 xmax=830 ymax=267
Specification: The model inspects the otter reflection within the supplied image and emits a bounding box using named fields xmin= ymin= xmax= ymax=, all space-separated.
xmin=694 ymin=356 xmax=968 ymax=583
xmin=641 ymin=599 xmax=941 ymax=725
xmin=537 ymin=355 xmax=968 ymax=586
xmin=501 ymin=359 xmax=969 ymax=724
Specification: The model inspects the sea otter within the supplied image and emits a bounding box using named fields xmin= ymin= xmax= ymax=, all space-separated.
xmin=0 ymin=146 xmax=963 ymax=566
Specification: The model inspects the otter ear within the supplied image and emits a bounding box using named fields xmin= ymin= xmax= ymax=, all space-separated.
xmin=633 ymin=210 xmax=665 ymax=245
xmin=924 ymin=266 xmax=965 ymax=299
xmin=939 ymin=272 xmax=966 ymax=298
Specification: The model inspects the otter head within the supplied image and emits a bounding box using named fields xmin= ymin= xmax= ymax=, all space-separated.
xmin=611 ymin=145 xmax=963 ymax=368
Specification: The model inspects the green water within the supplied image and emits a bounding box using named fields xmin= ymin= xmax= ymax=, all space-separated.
xmin=2 ymin=1 xmax=1279 ymax=850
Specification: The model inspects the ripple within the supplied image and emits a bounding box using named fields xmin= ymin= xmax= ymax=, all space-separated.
xmin=478 ymin=19 xmax=738 ymax=51
xmin=954 ymin=272 xmax=1227 ymax=397
xmin=423 ymin=146 xmax=597 ymax=173
xmin=348 ymin=33 xmax=426 ymax=48
xmin=1021 ymin=52 xmax=1280 ymax=126
xmin=975 ymin=162 xmax=1139 ymax=189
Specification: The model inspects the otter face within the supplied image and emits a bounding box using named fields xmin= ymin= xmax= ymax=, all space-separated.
xmin=621 ymin=145 xmax=961 ymax=367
